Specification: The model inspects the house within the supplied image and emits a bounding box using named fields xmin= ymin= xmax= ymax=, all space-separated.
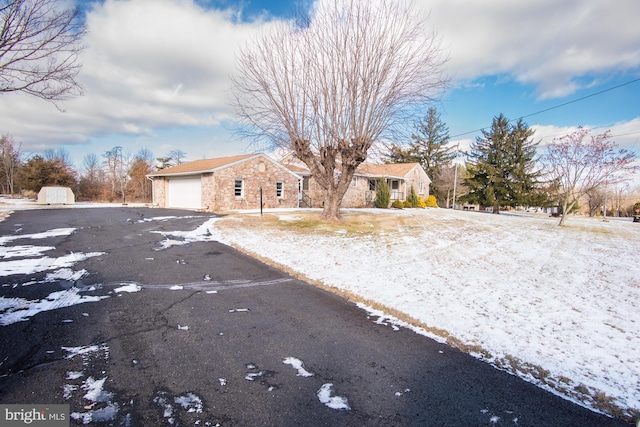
xmin=281 ymin=155 xmax=431 ymax=208
xmin=147 ymin=154 xmax=301 ymax=211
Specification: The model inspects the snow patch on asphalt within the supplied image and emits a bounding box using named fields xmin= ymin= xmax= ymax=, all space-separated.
xmin=0 ymin=227 xmax=76 ymax=245
xmin=113 ymin=283 xmax=141 ymax=293
xmin=0 ymin=288 xmax=108 ymax=325
xmin=0 ymin=245 xmax=55 ymax=259
xmin=283 ymin=357 xmax=314 ymax=377
xmin=0 ymin=252 xmax=104 ymax=277
xmin=151 ymin=218 xmax=218 ymax=250
xmin=317 ymin=383 xmax=350 ymax=411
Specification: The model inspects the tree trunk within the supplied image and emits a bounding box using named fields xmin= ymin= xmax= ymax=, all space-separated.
xmin=558 ymin=199 xmax=572 ymax=226
xmin=321 ymin=190 xmax=342 ymax=221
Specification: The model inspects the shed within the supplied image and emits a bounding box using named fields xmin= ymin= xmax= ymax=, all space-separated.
xmin=37 ymin=186 xmax=75 ymax=205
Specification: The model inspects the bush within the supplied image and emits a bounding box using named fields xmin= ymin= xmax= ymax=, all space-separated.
xmin=391 ymin=200 xmax=404 ymax=209
xmin=417 ymin=197 xmax=427 ymax=208
xmin=425 ymin=195 xmax=438 ymax=208
xmin=406 ymin=185 xmax=419 ymax=207
xmin=403 ymin=200 xmax=413 ymax=208
xmin=375 ymin=178 xmax=390 ymax=208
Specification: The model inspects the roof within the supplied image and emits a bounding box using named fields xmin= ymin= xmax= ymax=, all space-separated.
xmin=355 ymin=163 xmax=422 ymax=179
xmin=148 ymin=154 xmax=257 ymax=177
xmin=283 ymin=161 xmax=424 ymax=179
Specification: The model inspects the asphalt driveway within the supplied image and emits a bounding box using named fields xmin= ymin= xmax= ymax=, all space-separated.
xmin=0 ymin=207 xmax=626 ymax=426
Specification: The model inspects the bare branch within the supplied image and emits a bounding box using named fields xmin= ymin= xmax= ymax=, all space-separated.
xmin=541 ymin=128 xmax=639 ymax=225
xmin=231 ymin=0 xmax=449 ymax=219
xmin=0 ymin=0 xmax=85 ymax=107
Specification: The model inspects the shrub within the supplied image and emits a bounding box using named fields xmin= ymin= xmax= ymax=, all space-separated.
xmin=425 ymin=195 xmax=438 ymax=208
xmin=375 ymin=178 xmax=390 ymax=208
xmin=417 ymin=197 xmax=427 ymax=208
xmin=391 ymin=200 xmax=404 ymax=209
xmin=406 ymin=185 xmax=419 ymax=207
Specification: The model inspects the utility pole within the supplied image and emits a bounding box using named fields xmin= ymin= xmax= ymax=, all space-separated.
xmin=452 ymin=145 xmax=461 ymax=210
xmin=603 ymin=180 xmax=608 ymax=220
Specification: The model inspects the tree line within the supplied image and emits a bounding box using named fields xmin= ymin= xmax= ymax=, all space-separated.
xmin=0 ymin=134 xmax=186 ymax=203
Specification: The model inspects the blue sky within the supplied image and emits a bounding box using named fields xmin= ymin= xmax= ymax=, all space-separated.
xmin=2 ymin=0 xmax=639 ymax=169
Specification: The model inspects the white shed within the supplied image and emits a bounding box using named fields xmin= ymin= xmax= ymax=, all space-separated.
xmin=37 ymin=186 xmax=75 ymax=205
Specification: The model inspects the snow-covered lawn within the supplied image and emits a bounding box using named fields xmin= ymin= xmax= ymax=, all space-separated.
xmin=208 ymin=207 xmax=640 ymax=421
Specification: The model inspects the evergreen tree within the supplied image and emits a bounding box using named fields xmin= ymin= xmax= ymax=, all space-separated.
xmin=463 ymin=114 xmax=540 ymax=213
xmin=375 ymin=178 xmax=391 ymax=208
xmin=384 ymin=108 xmax=454 ymax=204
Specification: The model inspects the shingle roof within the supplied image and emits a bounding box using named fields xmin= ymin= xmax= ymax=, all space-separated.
xmin=148 ymin=154 xmax=257 ymax=176
xmin=282 ymin=160 xmax=421 ymax=179
xmin=355 ymin=162 xmax=420 ymax=178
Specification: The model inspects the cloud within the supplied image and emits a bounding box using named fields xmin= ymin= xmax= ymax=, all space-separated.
xmin=0 ymin=0 xmax=272 ymax=151
xmin=424 ymin=0 xmax=640 ymax=99
xmin=532 ymin=119 xmax=640 ymax=149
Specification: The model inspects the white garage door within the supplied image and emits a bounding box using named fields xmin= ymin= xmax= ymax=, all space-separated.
xmin=167 ymin=177 xmax=202 ymax=209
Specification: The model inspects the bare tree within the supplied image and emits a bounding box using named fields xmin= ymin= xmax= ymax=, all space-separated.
xmin=0 ymin=0 xmax=85 ymax=106
xmin=78 ymin=153 xmax=107 ymax=200
xmin=232 ymin=0 xmax=448 ymax=220
xmin=168 ymin=149 xmax=186 ymax=166
xmin=541 ymin=128 xmax=639 ymax=226
xmin=0 ymin=134 xmax=21 ymax=195
xmin=585 ymin=187 xmax=606 ymax=217
xmin=103 ymin=146 xmax=130 ymax=203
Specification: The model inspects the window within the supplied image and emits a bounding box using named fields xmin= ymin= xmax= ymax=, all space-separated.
xmin=368 ymin=179 xmax=376 ymax=191
xmin=234 ymin=179 xmax=244 ymax=198
xmin=419 ymin=181 xmax=424 ymax=194
xmin=391 ymin=180 xmax=399 ymax=190
xmin=351 ymin=177 xmax=357 ymax=187
xmin=302 ymin=176 xmax=310 ymax=191
xmin=276 ymin=181 xmax=283 ymax=197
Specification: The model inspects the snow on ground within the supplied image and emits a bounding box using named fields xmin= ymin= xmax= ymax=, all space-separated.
xmin=206 ymin=207 xmax=640 ymax=419
xmin=0 ymin=288 xmax=109 ymax=326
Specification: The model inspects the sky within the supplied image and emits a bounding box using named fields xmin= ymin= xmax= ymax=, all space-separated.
xmin=1 ymin=0 xmax=639 ymax=169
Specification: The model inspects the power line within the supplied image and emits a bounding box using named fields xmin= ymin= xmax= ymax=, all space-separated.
xmin=449 ymin=77 xmax=640 ymax=140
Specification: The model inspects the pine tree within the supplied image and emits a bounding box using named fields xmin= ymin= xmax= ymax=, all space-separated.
xmin=375 ymin=178 xmax=391 ymax=208
xmin=463 ymin=114 xmax=540 ymax=213
xmin=384 ymin=108 xmax=454 ymax=204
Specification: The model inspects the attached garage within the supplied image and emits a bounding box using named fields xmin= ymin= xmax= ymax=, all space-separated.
xmin=167 ymin=177 xmax=201 ymax=209
xmin=147 ymin=153 xmax=302 ymax=212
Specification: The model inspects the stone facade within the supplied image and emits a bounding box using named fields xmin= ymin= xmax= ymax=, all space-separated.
xmin=151 ymin=178 xmax=168 ymax=207
xmin=150 ymin=155 xmax=300 ymax=212
xmin=297 ymin=163 xmax=431 ymax=209
xmin=209 ymin=157 xmax=299 ymax=211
